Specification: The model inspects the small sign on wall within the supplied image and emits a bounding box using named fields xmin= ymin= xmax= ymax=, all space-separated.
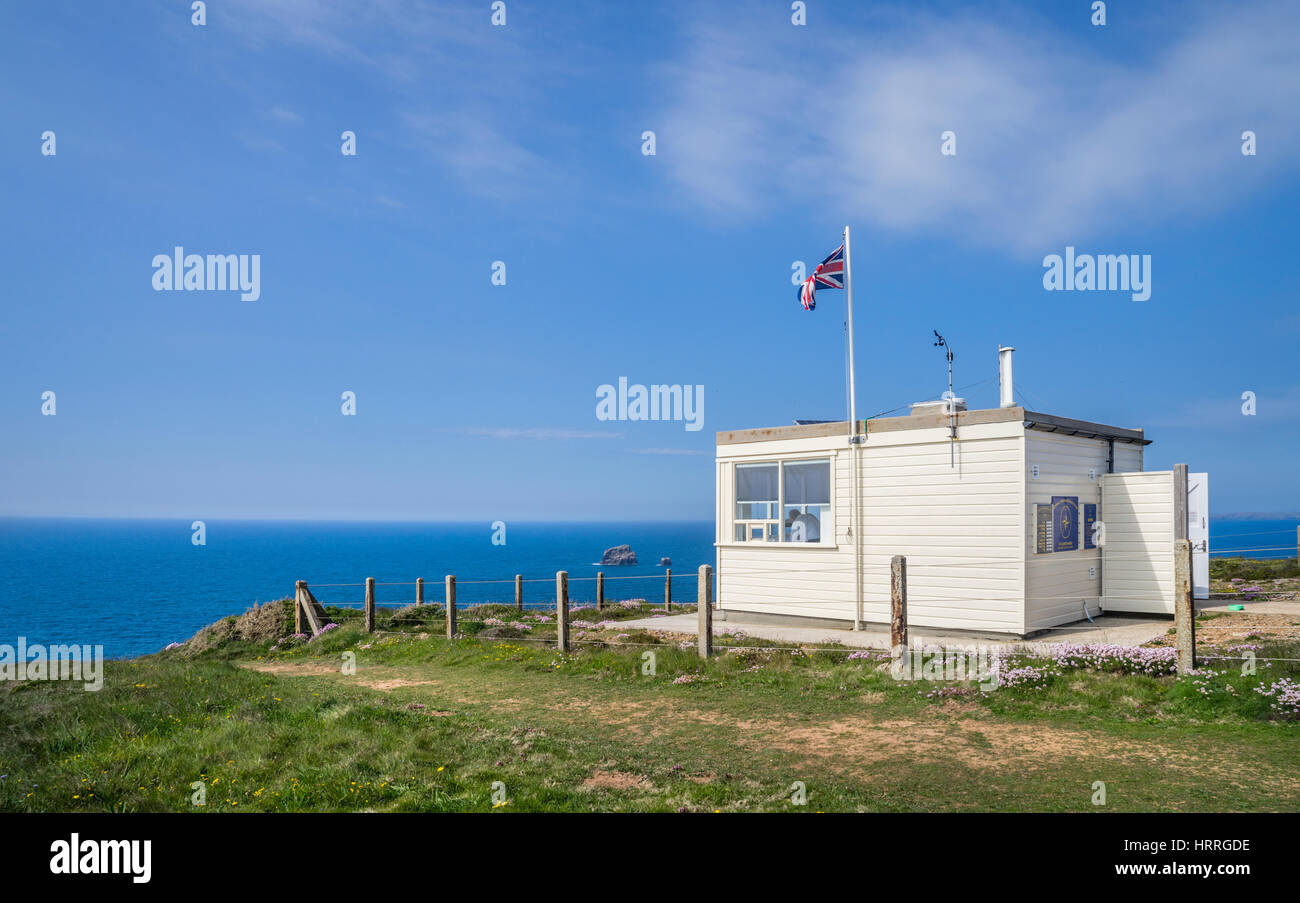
xmin=1052 ymin=496 xmax=1080 ymax=551
xmin=1083 ymin=503 xmax=1097 ymax=550
xmin=1035 ymin=503 xmax=1053 ymax=553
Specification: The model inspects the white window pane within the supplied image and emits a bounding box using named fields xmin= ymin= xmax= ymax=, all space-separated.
xmin=783 ymin=460 xmax=830 ymax=505
xmin=736 ymin=464 xmax=778 ymax=502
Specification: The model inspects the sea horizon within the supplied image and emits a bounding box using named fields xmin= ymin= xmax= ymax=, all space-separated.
xmin=3 ymin=514 xmax=1295 ymax=660
xmin=0 ymin=518 xmax=718 ymax=659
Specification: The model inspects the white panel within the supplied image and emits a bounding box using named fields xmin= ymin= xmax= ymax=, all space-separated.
xmin=1100 ymin=470 xmax=1175 ymax=614
xmin=1188 ymin=472 xmax=1209 ymax=599
xmin=716 ymin=426 xmax=1026 ymax=633
xmin=1024 ymin=432 xmax=1108 ymax=631
xmin=1113 ymin=442 xmax=1144 ymax=473
xmin=859 ymin=431 xmax=1025 ymax=633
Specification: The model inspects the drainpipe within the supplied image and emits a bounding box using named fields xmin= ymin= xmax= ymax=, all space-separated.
xmin=852 ymin=419 xmax=864 ymax=630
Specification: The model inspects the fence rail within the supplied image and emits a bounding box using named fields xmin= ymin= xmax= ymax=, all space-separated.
xmin=293 ymin=538 xmax=1297 ymax=666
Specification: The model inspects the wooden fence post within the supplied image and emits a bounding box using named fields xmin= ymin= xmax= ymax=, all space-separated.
xmin=515 ymin=574 xmax=523 ymax=611
xmin=445 ymin=575 xmax=457 ymax=638
xmin=416 ymin=577 xmax=424 ymax=606
xmin=1173 ymin=463 xmax=1189 ymax=541
xmin=556 ymin=571 xmax=570 ymax=652
xmin=364 ymin=578 xmax=376 ymax=633
xmin=664 ymin=568 xmax=672 ymax=611
xmin=890 ymin=556 xmax=907 ymax=656
xmin=1175 ymin=539 xmax=1195 ymax=674
xmin=596 ymin=572 xmax=605 ymax=611
xmin=697 ymin=565 xmax=713 ymax=659
xmin=296 ymin=581 xmax=326 ymax=635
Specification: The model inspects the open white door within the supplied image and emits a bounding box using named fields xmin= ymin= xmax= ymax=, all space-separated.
xmin=1187 ymin=472 xmax=1209 ymax=599
xmin=1099 ymin=471 xmax=1176 ymax=614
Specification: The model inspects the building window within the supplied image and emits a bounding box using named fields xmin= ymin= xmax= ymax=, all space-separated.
xmin=782 ymin=460 xmax=830 ymax=542
xmin=735 ymin=463 xmax=779 ymax=541
xmin=733 ymin=458 xmax=831 ymax=543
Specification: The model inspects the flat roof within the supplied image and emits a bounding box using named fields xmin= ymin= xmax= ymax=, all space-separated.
xmin=715 ymin=406 xmax=1150 ymax=445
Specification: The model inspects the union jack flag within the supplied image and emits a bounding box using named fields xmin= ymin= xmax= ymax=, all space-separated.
xmin=797 ymin=243 xmax=845 ymax=311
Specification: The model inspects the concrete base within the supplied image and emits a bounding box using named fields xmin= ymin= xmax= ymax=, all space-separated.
xmin=715 ymin=608 xmax=865 ymax=632
xmin=717 ymin=607 xmax=1028 ymax=642
xmin=620 ymin=610 xmax=1172 ymax=651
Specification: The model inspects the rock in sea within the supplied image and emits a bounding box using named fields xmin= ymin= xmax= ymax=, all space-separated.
xmin=658 ymin=557 xmax=671 ymax=567
xmin=599 ymin=544 xmax=638 ymax=566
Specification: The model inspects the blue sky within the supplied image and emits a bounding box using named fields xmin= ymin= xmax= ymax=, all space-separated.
xmin=2 ymin=0 xmax=1298 ymax=520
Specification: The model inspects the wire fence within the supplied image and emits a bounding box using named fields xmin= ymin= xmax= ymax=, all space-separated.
xmin=293 ymin=608 xmax=1300 ymax=667
xmin=285 ymin=527 xmax=1298 ymax=676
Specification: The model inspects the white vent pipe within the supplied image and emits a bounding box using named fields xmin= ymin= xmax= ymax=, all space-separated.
xmin=998 ymin=345 xmax=1015 ymax=408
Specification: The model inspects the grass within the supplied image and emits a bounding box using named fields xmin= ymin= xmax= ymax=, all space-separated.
xmin=2 ymin=598 xmax=1298 ymax=813
xmin=1210 ymin=556 xmax=1300 ymax=581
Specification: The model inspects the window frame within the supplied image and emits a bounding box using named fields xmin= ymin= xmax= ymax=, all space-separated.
xmin=733 ymin=462 xmax=780 ymax=542
xmin=727 ymin=453 xmax=836 ymax=547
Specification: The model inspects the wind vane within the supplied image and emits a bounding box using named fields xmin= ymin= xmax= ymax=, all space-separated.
xmin=933 ymin=330 xmax=956 ymax=467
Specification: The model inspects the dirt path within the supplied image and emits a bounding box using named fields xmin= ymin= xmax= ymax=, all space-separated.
xmin=241 ymin=660 xmax=1300 ymax=798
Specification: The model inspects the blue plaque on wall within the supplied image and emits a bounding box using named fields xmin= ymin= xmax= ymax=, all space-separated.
xmin=1083 ymin=503 xmax=1097 ymax=550
xmin=1052 ymin=496 xmax=1079 ymax=551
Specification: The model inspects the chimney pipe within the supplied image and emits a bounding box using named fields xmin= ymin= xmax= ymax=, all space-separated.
xmin=998 ymin=345 xmax=1015 ymax=408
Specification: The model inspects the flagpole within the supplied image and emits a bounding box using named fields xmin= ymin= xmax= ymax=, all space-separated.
xmin=843 ymin=226 xmax=864 ymax=630
xmin=844 ymin=226 xmax=857 ymax=443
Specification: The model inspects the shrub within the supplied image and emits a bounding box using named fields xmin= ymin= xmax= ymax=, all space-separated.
xmin=177 ymin=617 xmax=235 ymax=656
xmin=616 ymin=630 xmax=662 ymax=646
xmin=1256 ymin=678 xmax=1300 ymax=718
xmin=1210 ymin=557 xmax=1300 ymax=581
xmin=233 ymin=599 xmax=294 ymax=644
xmin=992 ymin=662 xmax=1056 ymax=689
xmin=384 ymin=604 xmax=444 ymax=628
xmin=1050 ymin=643 xmax=1177 ymax=676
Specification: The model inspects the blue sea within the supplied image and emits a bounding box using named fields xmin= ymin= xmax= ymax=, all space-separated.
xmin=1208 ymin=518 xmax=1299 ymax=559
xmin=1 ymin=516 xmax=1294 ymax=660
xmin=0 ymin=519 xmax=715 ymax=659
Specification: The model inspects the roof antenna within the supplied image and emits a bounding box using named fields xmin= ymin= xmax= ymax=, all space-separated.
xmin=933 ymin=330 xmax=956 ymax=468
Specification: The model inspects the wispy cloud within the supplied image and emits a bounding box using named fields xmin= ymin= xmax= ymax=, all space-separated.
xmin=656 ymin=2 xmax=1300 ymax=253
xmin=1146 ymin=387 xmax=1300 ymax=432
xmin=229 ymin=0 xmax=521 ymax=68
xmin=240 ymin=135 xmax=285 ymax=153
xmin=447 ymin=427 xmax=623 ymax=441
xmin=223 ymin=0 xmax=560 ymax=200
xmin=629 ymin=447 xmax=709 ymax=456
xmin=402 ymin=112 xmax=546 ymax=200
xmin=223 ymin=0 xmax=483 ymax=74
xmin=266 ymin=106 xmax=304 ymax=124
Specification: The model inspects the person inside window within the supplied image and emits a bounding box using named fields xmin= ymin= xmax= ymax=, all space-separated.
xmin=787 ymin=508 xmax=820 ymax=542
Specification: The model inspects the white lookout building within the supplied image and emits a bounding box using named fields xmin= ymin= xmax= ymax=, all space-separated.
xmin=713 ymin=347 xmax=1209 ymax=637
